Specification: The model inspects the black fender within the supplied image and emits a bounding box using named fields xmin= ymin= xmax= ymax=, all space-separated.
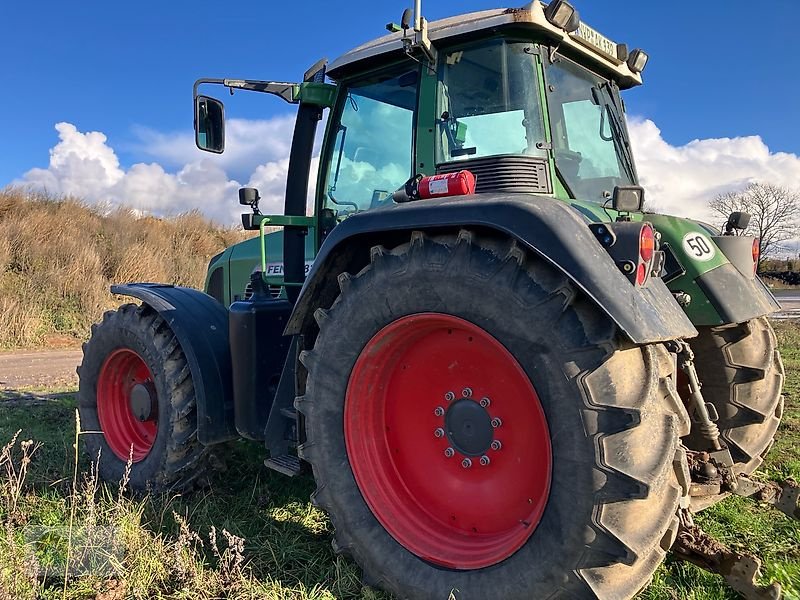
xmin=286 ymin=194 xmax=698 ymax=344
xmin=111 ymin=283 xmax=237 ymax=445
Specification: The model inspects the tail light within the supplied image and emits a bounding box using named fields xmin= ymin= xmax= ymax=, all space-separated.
xmin=639 ymin=225 xmax=655 ymax=262
xmin=635 ymin=262 xmax=648 ymax=286
xmin=752 ymin=238 xmax=760 ymax=274
xmin=636 ymin=224 xmax=655 ymax=285
xmin=589 ymin=221 xmax=661 ymax=287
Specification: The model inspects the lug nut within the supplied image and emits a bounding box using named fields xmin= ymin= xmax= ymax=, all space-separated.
xmin=434 ymin=406 xmax=445 ymax=417
xmin=462 ymin=387 xmax=473 ymax=398
xmin=491 ymin=440 xmax=502 ymax=451
xmin=491 ymin=417 xmax=502 ymax=429
xmin=444 ymin=447 xmax=454 ymax=458
xmin=480 ymin=455 xmax=490 ymax=466
xmin=461 ymin=458 xmax=472 ymax=468
xmin=445 ymin=391 xmax=455 ymax=402
xmin=434 ymin=428 xmax=445 ymax=438
xmin=480 ymin=397 xmax=491 ymax=408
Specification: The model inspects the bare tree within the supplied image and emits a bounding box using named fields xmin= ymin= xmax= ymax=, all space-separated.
xmin=709 ymin=183 xmax=800 ymax=261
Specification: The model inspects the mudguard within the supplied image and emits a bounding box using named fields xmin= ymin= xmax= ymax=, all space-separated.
xmin=111 ymin=283 xmax=237 ymax=445
xmin=285 ymin=193 xmax=698 ymax=345
xmin=646 ymin=213 xmax=781 ymax=326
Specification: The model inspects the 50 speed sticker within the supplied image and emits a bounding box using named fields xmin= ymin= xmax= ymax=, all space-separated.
xmin=681 ymin=232 xmax=716 ymax=262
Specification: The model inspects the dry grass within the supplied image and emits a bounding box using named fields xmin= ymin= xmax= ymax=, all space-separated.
xmin=0 ymin=188 xmax=247 ymax=348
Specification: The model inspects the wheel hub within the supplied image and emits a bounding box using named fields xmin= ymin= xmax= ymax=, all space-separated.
xmin=97 ymin=348 xmax=158 ymax=463
xmin=129 ymin=382 xmax=156 ymax=422
xmin=444 ymin=399 xmax=493 ymax=456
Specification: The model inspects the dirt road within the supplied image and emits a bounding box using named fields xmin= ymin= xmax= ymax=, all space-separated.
xmin=0 ymin=349 xmax=82 ymax=390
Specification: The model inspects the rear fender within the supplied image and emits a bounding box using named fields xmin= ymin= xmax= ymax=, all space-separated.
xmin=286 ymin=194 xmax=698 ymax=344
xmin=111 ymin=283 xmax=236 ymax=445
xmin=646 ymin=214 xmax=780 ymax=326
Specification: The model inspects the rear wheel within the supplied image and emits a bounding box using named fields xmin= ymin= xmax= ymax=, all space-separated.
xmin=685 ymin=317 xmax=784 ymax=474
xmin=297 ymin=231 xmax=691 ymax=599
xmin=78 ymin=303 xmax=208 ymax=492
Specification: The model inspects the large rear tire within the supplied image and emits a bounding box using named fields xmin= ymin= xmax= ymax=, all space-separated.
xmin=685 ymin=317 xmax=784 ymax=474
xmin=78 ymin=303 xmax=208 ymax=492
xmin=297 ymin=231 xmax=691 ymax=599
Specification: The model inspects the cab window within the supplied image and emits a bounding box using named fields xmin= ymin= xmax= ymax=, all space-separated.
xmin=324 ymin=68 xmax=419 ymax=217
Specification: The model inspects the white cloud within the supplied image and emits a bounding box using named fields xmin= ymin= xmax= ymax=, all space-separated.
xmin=133 ymin=116 xmax=297 ymax=178
xmin=629 ymin=118 xmax=800 ymax=221
xmin=15 ymin=120 xmax=310 ymax=225
xmin=13 ymin=117 xmax=800 ymax=231
xmin=22 ymin=123 xmax=124 ymax=200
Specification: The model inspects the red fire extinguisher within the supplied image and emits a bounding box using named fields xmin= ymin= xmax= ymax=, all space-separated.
xmin=393 ymin=171 xmax=477 ymax=203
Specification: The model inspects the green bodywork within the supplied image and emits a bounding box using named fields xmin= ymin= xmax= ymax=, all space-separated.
xmin=203 ymin=32 xmax=772 ymax=330
xmin=205 ymin=229 xmax=317 ymax=307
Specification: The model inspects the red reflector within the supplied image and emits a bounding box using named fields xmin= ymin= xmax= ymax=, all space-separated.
xmin=639 ymin=225 xmax=655 ymax=263
xmin=418 ymin=171 xmax=476 ymax=199
xmin=636 ymin=262 xmax=648 ymax=286
xmin=752 ymin=238 xmax=760 ymax=274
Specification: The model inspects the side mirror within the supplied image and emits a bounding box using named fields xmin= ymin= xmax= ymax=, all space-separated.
xmin=195 ymin=95 xmax=225 ymax=153
xmin=612 ymin=185 xmax=645 ymax=213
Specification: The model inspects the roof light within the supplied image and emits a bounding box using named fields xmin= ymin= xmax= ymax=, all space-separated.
xmin=725 ymin=211 xmax=751 ymax=234
xmin=612 ymin=185 xmax=645 ymax=213
xmin=627 ymin=49 xmax=649 ymax=74
xmin=544 ymin=0 xmax=581 ymax=33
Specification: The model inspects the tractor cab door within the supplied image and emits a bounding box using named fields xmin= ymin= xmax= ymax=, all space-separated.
xmin=319 ymin=66 xmax=420 ymax=226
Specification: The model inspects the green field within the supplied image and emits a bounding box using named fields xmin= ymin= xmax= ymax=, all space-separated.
xmin=1 ymin=322 xmax=798 ymax=599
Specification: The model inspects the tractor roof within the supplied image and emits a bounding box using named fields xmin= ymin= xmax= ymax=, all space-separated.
xmin=328 ymin=1 xmax=643 ymax=89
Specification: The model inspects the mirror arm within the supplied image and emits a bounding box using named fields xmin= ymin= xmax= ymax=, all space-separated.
xmin=193 ymin=78 xmax=299 ymax=104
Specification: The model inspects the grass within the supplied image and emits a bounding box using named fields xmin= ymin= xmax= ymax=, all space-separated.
xmin=0 ymin=322 xmax=798 ymax=599
xmin=0 ymin=188 xmax=249 ymax=349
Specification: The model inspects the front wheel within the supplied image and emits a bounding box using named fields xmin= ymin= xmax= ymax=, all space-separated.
xmin=78 ymin=303 xmax=208 ymax=492
xmin=297 ymin=231 xmax=691 ymax=599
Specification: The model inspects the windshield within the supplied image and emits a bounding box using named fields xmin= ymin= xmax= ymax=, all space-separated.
xmin=545 ymin=57 xmax=637 ymax=202
xmin=437 ymin=41 xmax=548 ymax=163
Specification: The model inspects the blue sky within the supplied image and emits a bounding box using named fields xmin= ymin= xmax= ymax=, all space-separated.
xmin=3 ymin=0 xmax=799 ymax=223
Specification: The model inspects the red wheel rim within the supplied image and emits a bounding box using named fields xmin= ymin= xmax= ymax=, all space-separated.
xmin=345 ymin=313 xmax=552 ymax=569
xmin=97 ymin=348 xmax=158 ymax=462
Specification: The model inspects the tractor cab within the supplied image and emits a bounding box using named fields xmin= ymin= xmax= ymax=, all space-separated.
xmin=321 ymin=3 xmax=647 ymax=212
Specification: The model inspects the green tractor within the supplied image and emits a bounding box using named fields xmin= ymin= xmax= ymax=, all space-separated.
xmin=78 ymin=2 xmax=794 ymax=598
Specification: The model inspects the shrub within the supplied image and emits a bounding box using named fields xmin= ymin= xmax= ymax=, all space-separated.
xmin=0 ymin=188 xmax=247 ymax=348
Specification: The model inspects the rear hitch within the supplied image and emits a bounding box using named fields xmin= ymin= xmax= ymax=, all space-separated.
xmin=685 ymin=449 xmax=800 ymax=522
xmin=733 ymin=475 xmax=800 ymax=521
xmin=672 ymin=511 xmax=782 ymax=600
xmin=667 ymin=339 xmax=724 ymax=451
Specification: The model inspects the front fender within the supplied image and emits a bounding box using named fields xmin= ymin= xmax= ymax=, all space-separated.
xmin=286 ymin=194 xmax=698 ymax=344
xmin=111 ymin=283 xmax=236 ymax=445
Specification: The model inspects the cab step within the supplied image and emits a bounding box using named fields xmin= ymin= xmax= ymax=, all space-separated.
xmin=264 ymin=454 xmax=303 ymax=477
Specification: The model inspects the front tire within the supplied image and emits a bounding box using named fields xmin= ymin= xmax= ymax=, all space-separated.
xmin=297 ymin=231 xmax=691 ymax=599
xmin=78 ymin=303 xmax=208 ymax=492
